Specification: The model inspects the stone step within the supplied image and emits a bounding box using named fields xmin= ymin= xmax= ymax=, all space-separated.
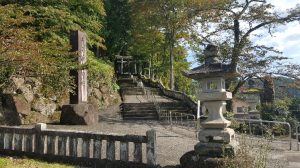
xmin=122 ymin=116 xmax=158 ymax=120
xmin=121 ymin=89 xmax=144 ymax=93
xmin=160 ymin=106 xmax=190 ymax=110
xmin=122 ymin=109 xmax=157 ymax=113
xmin=122 ymin=113 xmax=158 ymax=117
xmin=122 ymin=110 xmax=157 ymax=114
xmin=121 ymin=89 xmax=144 ymax=95
xmin=123 ymin=107 xmax=157 ymax=111
xmin=159 ymin=102 xmax=186 ymax=107
xmin=121 ymin=103 xmax=154 ymax=107
xmin=121 ymin=91 xmax=144 ymax=95
xmin=119 ymin=83 xmax=137 ymax=87
xmin=121 ymin=101 xmax=158 ymax=120
xmin=160 ymin=110 xmax=192 ymax=114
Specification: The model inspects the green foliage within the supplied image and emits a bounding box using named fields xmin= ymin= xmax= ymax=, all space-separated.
xmin=0 ymin=4 xmax=73 ymax=96
xmin=88 ymin=53 xmax=115 ymax=89
xmin=111 ymin=83 xmax=120 ymax=92
xmin=0 ymin=1 xmax=115 ymax=97
xmin=242 ymin=88 xmax=262 ymax=94
xmin=104 ymin=0 xmax=132 ymax=56
xmin=261 ymin=99 xmax=298 ymax=129
xmin=129 ymin=0 xmax=197 ymax=93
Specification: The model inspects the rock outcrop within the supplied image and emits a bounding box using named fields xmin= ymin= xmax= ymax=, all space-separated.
xmin=0 ymin=76 xmax=121 ymax=125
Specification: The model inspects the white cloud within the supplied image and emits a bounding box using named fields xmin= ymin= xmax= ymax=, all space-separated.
xmin=254 ymin=0 xmax=300 ymax=64
xmin=268 ymin=0 xmax=298 ymax=11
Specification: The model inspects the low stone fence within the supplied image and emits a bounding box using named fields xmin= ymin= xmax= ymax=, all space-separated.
xmin=140 ymin=76 xmax=197 ymax=113
xmin=0 ymin=123 xmax=156 ymax=167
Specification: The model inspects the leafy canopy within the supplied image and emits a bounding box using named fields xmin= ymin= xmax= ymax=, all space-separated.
xmin=0 ymin=1 xmax=114 ymax=96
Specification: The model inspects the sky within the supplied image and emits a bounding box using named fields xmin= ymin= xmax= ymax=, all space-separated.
xmin=187 ymin=0 xmax=300 ymax=68
xmin=257 ymin=0 xmax=300 ymax=64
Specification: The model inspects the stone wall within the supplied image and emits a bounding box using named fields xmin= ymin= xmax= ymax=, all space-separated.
xmin=0 ymin=77 xmax=120 ymax=125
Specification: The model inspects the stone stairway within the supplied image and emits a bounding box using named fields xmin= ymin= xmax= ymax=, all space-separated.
xmin=120 ymin=103 xmax=158 ymax=120
xmin=118 ymin=75 xmax=193 ymax=120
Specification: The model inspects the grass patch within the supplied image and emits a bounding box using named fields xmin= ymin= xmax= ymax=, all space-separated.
xmin=0 ymin=156 xmax=75 ymax=168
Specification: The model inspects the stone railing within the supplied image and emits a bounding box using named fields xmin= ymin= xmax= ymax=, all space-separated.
xmin=140 ymin=76 xmax=197 ymax=113
xmin=0 ymin=123 xmax=157 ymax=167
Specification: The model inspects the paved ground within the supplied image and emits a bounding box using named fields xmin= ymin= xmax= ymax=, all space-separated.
xmin=50 ymin=104 xmax=197 ymax=167
xmin=47 ymin=86 xmax=300 ymax=167
xmin=47 ymin=104 xmax=300 ymax=167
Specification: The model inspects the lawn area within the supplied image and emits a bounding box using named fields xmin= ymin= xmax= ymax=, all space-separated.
xmin=0 ymin=156 xmax=75 ymax=168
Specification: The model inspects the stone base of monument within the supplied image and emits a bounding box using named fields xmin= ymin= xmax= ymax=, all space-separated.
xmin=198 ymin=128 xmax=236 ymax=143
xmin=60 ymin=103 xmax=97 ymax=125
xmin=180 ymin=141 xmax=238 ymax=168
xmin=180 ymin=150 xmax=225 ymax=168
xmin=180 ymin=128 xmax=238 ymax=168
xmin=194 ymin=141 xmax=238 ymax=157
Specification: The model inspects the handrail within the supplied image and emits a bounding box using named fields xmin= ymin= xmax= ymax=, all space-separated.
xmin=296 ymin=123 xmax=300 ymax=151
xmin=159 ymin=110 xmax=197 ymax=130
xmin=144 ymin=87 xmax=161 ymax=117
xmin=233 ymin=118 xmax=292 ymax=150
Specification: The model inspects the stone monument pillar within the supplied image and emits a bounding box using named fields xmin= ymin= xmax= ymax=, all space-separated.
xmin=60 ymin=30 xmax=97 ymax=125
xmin=181 ymin=44 xmax=239 ymax=168
xmin=69 ymin=30 xmax=88 ymax=104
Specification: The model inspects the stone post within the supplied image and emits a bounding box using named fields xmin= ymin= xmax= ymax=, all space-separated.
xmin=60 ymin=30 xmax=97 ymax=125
xmin=69 ymin=30 xmax=88 ymax=104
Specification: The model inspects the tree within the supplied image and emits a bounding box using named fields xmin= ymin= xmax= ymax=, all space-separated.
xmin=0 ymin=1 xmax=109 ymax=96
xmin=261 ymin=75 xmax=275 ymax=104
xmin=129 ymin=0 xmax=217 ymax=91
xmin=191 ymin=0 xmax=300 ymax=96
xmin=104 ymin=0 xmax=132 ymax=57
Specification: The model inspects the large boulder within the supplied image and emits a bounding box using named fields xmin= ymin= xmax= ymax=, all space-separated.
xmin=4 ymin=94 xmax=31 ymax=116
xmin=32 ymin=97 xmax=57 ymax=116
xmin=0 ymin=94 xmax=26 ymax=125
xmin=12 ymin=77 xmax=34 ymax=103
xmin=60 ymin=103 xmax=97 ymax=125
xmin=93 ymin=88 xmax=103 ymax=99
xmin=17 ymin=84 xmax=34 ymax=103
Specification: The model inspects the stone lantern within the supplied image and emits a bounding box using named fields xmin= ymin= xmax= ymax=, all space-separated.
xmin=244 ymin=79 xmax=261 ymax=119
xmin=182 ymin=44 xmax=238 ymax=167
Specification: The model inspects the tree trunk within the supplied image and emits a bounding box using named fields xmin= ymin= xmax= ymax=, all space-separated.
xmin=169 ymin=39 xmax=174 ymax=90
xmin=261 ymin=75 xmax=275 ymax=104
xmin=168 ymin=26 xmax=176 ymax=90
xmin=231 ymin=19 xmax=240 ymax=71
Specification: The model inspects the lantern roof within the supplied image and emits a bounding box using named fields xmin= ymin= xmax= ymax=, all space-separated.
xmin=184 ymin=44 xmax=238 ymax=80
